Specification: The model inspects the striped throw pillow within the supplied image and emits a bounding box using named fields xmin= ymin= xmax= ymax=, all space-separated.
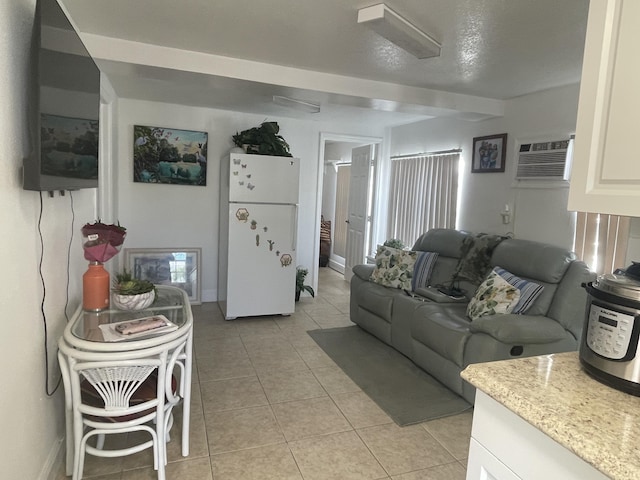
xmin=493 ymin=267 xmax=544 ymax=314
xmin=411 ymin=251 xmax=439 ymax=291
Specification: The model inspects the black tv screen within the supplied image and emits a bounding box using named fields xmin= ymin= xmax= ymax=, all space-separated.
xmin=23 ymin=0 xmax=101 ymax=192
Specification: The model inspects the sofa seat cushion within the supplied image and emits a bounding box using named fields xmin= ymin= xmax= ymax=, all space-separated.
xmin=352 ymin=279 xmax=405 ymax=323
xmin=410 ymin=303 xmax=472 ymax=367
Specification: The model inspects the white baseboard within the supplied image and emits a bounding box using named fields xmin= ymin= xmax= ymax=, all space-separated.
xmin=39 ymin=437 xmax=63 ymax=480
xmin=328 ymin=259 xmax=345 ymax=274
xmin=201 ymin=289 xmax=217 ymax=302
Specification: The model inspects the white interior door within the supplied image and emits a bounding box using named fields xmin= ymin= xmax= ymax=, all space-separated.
xmin=344 ymin=145 xmax=374 ymax=282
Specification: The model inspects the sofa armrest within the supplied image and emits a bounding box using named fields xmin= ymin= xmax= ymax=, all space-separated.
xmin=469 ymin=314 xmax=569 ymax=344
xmin=352 ymin=264 xmax=375 ymax=281
xmin=413 ymin=287 xmax=468 ymax=304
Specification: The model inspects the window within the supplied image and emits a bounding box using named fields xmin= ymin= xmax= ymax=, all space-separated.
xmin=169 ymin=251 xmax=188 ymax=283
xmin=386 ymin=152 xmax=459 ymax=247
xmin=573 ymin=212 xmax=630 ymax=275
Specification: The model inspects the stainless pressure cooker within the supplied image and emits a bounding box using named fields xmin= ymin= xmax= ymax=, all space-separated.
xmin=580 ymin=262 xmax=640 ymax=395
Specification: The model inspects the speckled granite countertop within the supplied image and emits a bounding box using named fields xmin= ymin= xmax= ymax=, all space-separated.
xmin=462 ymin=352 xmax=640 ymax=480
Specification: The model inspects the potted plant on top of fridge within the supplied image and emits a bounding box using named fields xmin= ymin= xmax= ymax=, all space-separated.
xmin=232 ymin=121 xmax=293 ymax=157
xmin=295 ymin=267 xmax=315 ymax=301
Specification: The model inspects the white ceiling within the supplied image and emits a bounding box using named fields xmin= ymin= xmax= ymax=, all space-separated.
xmin=57 ymin=0 xmax=590 ymax=126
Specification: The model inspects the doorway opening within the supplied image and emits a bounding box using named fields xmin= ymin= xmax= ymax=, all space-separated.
xmin=317 ymin=134 xmax=382 ymax=286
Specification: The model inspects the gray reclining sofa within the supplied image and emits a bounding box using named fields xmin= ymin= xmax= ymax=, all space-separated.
xmin=350 ymin=228 xmax=594 ymax=403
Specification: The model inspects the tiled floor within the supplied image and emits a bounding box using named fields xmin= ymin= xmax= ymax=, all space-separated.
xmin=56 ymin=267 xmax=472 ymax=479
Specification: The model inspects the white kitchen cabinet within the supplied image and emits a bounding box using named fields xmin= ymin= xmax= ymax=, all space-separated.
xmin=466 ymin=391 xmax=608 ymax=480
xmin=568 ymin=0 xmax=640 ymax=216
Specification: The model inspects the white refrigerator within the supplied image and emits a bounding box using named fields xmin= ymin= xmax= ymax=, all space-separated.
xmin=218 ymin=152 xmax=300 ymax=320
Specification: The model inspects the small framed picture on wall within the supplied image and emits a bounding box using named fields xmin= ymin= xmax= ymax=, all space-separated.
xmin=471 ymin=133 xmax=507 ymax=173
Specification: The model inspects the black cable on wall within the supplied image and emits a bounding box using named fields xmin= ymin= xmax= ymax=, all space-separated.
xmin=38 ymin=191 xmax=75 ymax=397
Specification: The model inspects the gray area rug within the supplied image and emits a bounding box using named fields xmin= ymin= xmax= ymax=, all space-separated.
xmin=308 ymin=326 xmax=471 ymax=426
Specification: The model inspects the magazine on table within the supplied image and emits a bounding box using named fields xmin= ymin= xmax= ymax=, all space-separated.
xmin=99 ymin=315 xmax=177 ymax=342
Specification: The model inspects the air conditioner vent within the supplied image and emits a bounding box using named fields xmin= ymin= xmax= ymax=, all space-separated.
xmin=516 ymin=139 xmax=570 ymax=180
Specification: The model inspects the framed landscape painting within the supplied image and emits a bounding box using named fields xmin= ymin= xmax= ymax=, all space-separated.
xmin=133 ymin=125 xmax=208 ymax=186
xmin=124 ymin=248 xmax=201 ymax=304
xmin=471 ymin=133 xmax=507 ymax=173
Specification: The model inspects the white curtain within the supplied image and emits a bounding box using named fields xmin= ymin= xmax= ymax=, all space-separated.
xmin=574 ymin=212 xmax=630 ymax=275
xmin=386 ymin=153 xmax=459 ymax=247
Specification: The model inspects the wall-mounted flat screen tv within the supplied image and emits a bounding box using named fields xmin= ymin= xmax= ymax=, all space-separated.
xmin=23 ymin=0 xmax=101 ymax=192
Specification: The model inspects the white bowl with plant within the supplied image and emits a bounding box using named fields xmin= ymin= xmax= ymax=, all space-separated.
xmin=112 ymin=270 xmax=156 ymax=310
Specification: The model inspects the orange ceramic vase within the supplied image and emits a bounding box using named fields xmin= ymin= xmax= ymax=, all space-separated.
xmin=83 ymin=262 xmax=110 ymax=311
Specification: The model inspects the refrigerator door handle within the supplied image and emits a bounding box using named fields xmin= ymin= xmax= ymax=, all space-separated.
xmin=292 ymin=205 xmax=298 ymax=251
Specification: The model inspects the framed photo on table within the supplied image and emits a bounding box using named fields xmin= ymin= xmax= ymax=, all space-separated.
xmin=471 ymin=133 xmax=507 ymax=173
xmin=124 ymin=248 xmax=201 ymax=304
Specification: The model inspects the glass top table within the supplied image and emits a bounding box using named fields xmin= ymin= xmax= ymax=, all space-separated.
xmin=63 ymin=285 xmax=193 ymax=352
xmin=59 ymin=284 xmax=194 ymax=472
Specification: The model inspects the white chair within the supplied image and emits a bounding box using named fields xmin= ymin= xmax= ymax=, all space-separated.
xmin=58 ymin=331 xmax=189 ymax=480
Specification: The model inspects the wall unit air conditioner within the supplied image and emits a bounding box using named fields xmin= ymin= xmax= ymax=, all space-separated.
xmin=515 ymin=139 xmax=571 ymax=180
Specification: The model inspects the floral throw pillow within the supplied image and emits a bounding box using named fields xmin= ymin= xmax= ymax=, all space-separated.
xmin=370 ymin=246 xmax=417 ymax=290
xmin=467 ymin=269 xmax=521 ymax=321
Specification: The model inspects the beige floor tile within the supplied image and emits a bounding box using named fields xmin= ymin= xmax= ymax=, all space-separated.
xmin=121 ymin=457 xmax=214 ymax=480
xmin=357 ymin=423 xmax=456 ymax=476
xmin=272 ymin=397 xmax=352 ymax=441
xmin=312 ymin=313 xmax=356 ymax=328
xmin=331 ymin=391 xmax=393 ymax=429
xmin=196 ymin=354 xmax=256 ymax=381
xmin=166 ymin=406 xmax=210 ymax=461
xmin=195 ymin=342 xmax=248 ymax=362
xmin=192 ymin=321 xmax=240 ymax=342
xmin=200 ymin=376 xmax=268 ymax=412
xmin=290 ymin=430 xmax=387 ymax=480
xmin=422 ymin=411 xmax=473 ymax=460
xmin=118 ymin=467 xmax=153 ymax=480
xmin=167 ymin=457 xmax=214 ymax=479
xmin=296 ymin=296 xmax=330 ymax=309
xmin=294 ymin=344 xmax=337 ymax=369
xmin=288 ymin=332 xmax=323 ymax=349
xmin=206 ymin=405 xmax=285 ymax=454
xmin=275 ymin=314 xmax=321 ymax=332
xmin=250 ymin=349 xmax=310 ymax=375
xmin=210 ymin=443 xmax=303 ymax=480
xmin=311 ymin=365 xmax=361 ymax=394
xmin=235 ymin=318 xmax=282 ymax=336
xmin=241 ymin=332 xmax=295 ymax=353
xmin=300 ymin=303 xmax=343 ymax=317
xmin=194 ymin=335 xmax=245 ymax=355
xmin=390 ymin=462 xmax=466 ymax=480
xmin=259 ymin=369 xmax=327 ymax=404
xmin=328 ymin=300 xmax=351 ymax=314
xmin=80 ymin=434 xmax=126 ymax=477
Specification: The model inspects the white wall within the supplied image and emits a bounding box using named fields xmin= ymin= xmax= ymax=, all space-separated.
xmin=1 ymin=1 xmax=96 ymax=477
xmin=389 ymin=84 xmax=581 ymax=249
xmin=113 ymin=99 xmax=385 ymax=298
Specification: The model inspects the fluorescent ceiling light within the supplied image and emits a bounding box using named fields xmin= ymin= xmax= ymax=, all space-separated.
xmin=357 ymin=3 xmax=441 ymax=59
xmin=273 ymin=95 xmax=321 ymax=113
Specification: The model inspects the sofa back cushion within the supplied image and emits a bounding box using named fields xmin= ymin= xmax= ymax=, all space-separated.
xmin=490 ymin=239 xmax=575 ymax=316
xmin=412 ymin=229 xmax=474 ymax=293
xmin=412 ymin=229 xmax=471 ymax=257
